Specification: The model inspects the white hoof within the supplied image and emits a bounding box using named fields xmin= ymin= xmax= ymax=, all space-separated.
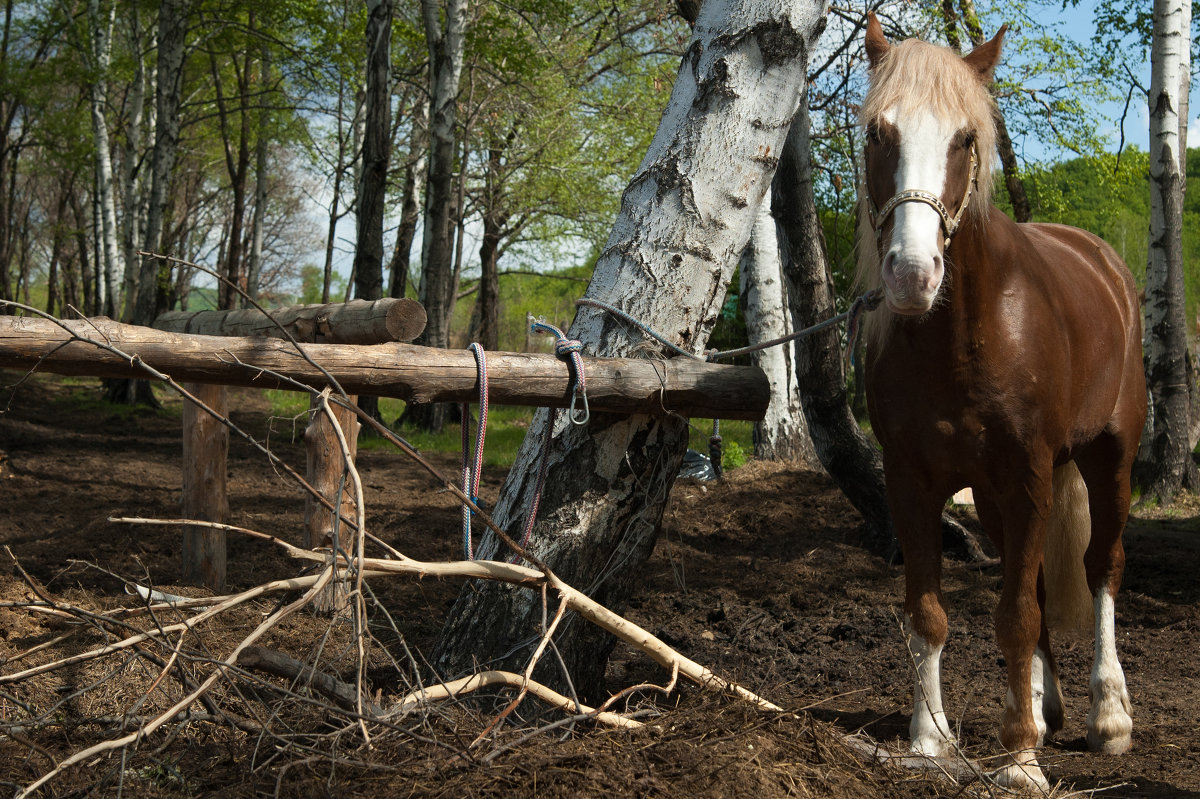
xmin=910 ymin=735 xmax=953 ymax=759
xmin=1087 ymin=686 xmax=1133 ymax=754
xmin=991 ymin=757 xmax=1050 ymax=793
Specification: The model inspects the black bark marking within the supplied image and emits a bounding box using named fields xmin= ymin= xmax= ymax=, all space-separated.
xmin=712 ymin=14 xmax=809 ymax=72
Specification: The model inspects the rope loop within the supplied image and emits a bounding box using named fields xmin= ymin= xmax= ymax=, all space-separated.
xmin=461 ymin=342 xmax=489 ymax=559
xmin=531 ymin=320 xmax=590 ymax=425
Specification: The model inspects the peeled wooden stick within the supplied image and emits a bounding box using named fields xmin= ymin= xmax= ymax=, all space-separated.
xmin=394 ymin=670 xmax=643 ymax=731
xmin=112 ymin=516 xmax=784 ymax=712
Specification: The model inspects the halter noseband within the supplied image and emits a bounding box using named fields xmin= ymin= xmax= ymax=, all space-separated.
xmin=867 ymin=143 xmax=979 ymax=249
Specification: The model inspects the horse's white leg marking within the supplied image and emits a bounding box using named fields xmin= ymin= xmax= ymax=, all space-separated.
xmin=1039 ymin=646 xmax=1065 ymax=737
xmin=990 ymin=654 xmax=1052 ymax=790
xmin=1029 ymin=647 xmax=1049 ymax=746
xmin=907 ymin=629 xmax=954 ymax=757
xmin=1087 ymin=590 xmax=1133 ymax=754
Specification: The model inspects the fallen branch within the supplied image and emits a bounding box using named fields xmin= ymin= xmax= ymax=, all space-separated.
xmin=112 ymin=515 xmax=783 ymax=712
xmin=394 ymin=670 xmax=644 ymax=731
xmin=237 ymin=645 xmax=385 ymax=716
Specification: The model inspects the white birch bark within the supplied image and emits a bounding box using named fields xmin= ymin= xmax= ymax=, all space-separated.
xmin=435 ymin=0 xmax=829 ymax=696
xmin=1139 ymin=0 xmax=1193 ymax=502
xmin=134 ymin=0 xmax=189 ymax=327
xmin=86 ymin=0 xmax=120 ymax=317
xmin=740 ymin=188 xmax=817 ymax=463
xmin=119 ymin=7 xmax=147 ymax=323
xmin=246 ymin=44 xmax=270 ymax=305
xmin=419 ymin=0 xmax=467 ymax=349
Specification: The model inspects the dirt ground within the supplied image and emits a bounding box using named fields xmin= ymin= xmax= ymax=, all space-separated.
xmin=1 ymin=374 xmax=1198 ymax=797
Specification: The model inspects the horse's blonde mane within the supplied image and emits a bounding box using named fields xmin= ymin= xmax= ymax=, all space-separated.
xmin=855 ymin=37 xmax=999 ymax=348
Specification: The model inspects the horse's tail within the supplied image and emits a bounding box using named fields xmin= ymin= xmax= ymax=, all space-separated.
xmin=1043 ymin=461 xmax=1095 ymax=633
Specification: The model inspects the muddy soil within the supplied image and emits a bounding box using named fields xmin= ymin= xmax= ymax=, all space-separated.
xmin=1 ymin=374 xmax=1197 ymax=797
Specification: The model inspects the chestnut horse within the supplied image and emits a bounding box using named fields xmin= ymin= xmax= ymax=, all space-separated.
xmin=857 ymin=15 xmax=1145 ymax=790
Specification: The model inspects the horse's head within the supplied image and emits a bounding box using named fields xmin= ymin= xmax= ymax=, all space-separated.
xmin=860 ymin=14 xmax=1004 ymax=316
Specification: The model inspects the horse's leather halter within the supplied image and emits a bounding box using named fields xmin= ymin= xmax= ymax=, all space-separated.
xmin=867 ymin=143 xmax=979 ymax=249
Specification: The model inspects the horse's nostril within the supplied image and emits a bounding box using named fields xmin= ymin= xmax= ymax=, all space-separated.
xmin=881 ymin=251 xmax=897 ymax=283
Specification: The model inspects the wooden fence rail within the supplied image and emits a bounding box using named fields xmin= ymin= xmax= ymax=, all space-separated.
xmin=1 ymin=308 xmax=769 ymax=595
xmin=0 ymin=316 xmax=770 ymax=419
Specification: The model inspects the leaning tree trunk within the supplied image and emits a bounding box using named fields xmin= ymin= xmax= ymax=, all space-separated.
xmin=740 ymin=188 xmax=817 ymax=464
xmin=388 ymin=94 xmax=427 ymax=300
xmin=775 ymin=101 xmax=895 ymax=556
xmin=1137 ymin=0 xmax=1194 ymax=504
xmin=433 ymin=0 xmax=828 ymax=702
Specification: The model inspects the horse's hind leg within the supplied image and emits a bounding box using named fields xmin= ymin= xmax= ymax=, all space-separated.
xmin=976 ymin=470 xmax=1055 ymax=791
xmin=1035 ymin=572 xmax=1066 ymax=740
xmin=1075 ymin=438 xmax=1135 ymax=755
xmin=978 ymin=496 xmax=1064 ymax=747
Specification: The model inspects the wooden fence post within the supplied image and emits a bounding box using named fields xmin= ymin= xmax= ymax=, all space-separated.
xmin=304 ymin=393 xmax=359 ymax=614
xmin=181 ymin=383 xmax=229 ymax=590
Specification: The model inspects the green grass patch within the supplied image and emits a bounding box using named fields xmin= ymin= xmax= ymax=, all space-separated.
xmin=47 ymin=379 xmax=182 ymax=421
xmin=264 ymin=389 xmax=758 ymax=471
xmin=368 ymin=405 xmax=535 ymax=466
xmin=686 ymin=418 xmax=755 ymax=472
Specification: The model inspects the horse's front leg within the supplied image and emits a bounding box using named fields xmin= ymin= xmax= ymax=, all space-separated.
xmin=990 ymin=474 xmax=1054 ymax=791
xmin=887 ymin=471 xmax=954 ymax=758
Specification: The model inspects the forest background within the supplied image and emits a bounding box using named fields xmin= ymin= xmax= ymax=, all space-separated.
xmin=0 ymin=0 xmax=1196 ymax=408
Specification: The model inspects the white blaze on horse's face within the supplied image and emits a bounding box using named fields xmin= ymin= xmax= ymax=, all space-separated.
xmin=878 ymin=108 xmax=963 ymax=315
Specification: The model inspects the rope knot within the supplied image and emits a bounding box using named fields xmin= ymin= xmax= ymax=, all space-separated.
xmin=531 ymin=320 xmax=590 ymax=425
xmin=555 ymin=339 xmax=584 ymax=357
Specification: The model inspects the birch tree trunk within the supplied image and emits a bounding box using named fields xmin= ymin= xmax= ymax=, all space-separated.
xmin=411 ymin=0 xmax=469 ymax=432
xmin=956 ymin=0 xmax=1030 ymax=222
xmin=134 ymin=0 xmax=189 ymax=327
xmin=245 ymin=44 xmax=271 ymax=305
xmin=433 ymin=0 xmax=828 ymax=701
xmin=389 ymin=94 xmax=427 ymax=300
xmin=86 ymin=0 xmax=119 ymax=316
xmin=119 ymin=6 xmax=147 ymax=323
xmin=739 ymin=188 xmax=817 ymax=463
xmin=1137 ymin=0 xmax=1194 ymax=504
xmin=116 ymin=0 xmax=188 ymax=405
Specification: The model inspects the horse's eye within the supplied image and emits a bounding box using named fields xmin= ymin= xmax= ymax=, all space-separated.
xmin=963 ymin=132 xmax=976 ymax=149
xmin=867 ymin=124 xmax=881 ymax=144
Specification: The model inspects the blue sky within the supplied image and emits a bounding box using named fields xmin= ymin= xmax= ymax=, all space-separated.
xmin=1002 ymin=0 xmax=1198 ymax=159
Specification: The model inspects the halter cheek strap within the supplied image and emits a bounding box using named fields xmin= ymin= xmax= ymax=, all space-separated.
xmin=868 ymin=143 xmax=978 ymax=249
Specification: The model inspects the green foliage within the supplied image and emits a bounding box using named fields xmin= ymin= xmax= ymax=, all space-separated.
xmin=1009 ymin=147 xmax=1200 ymax=329
xmin=720 ymin=439 xmax=749 ymax=472
xmin=296 ymin=264 xmax=347 ymax=305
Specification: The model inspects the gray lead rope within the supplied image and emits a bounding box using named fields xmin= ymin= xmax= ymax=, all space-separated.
xmin=576 ymin=289 xmax=883 ymax=364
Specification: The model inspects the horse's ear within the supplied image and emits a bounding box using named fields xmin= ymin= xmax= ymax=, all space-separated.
xmin=865 ymin=12 xmax=889 ymax=68
xmin=962 ymin=24 xmax=1007 ymax=82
